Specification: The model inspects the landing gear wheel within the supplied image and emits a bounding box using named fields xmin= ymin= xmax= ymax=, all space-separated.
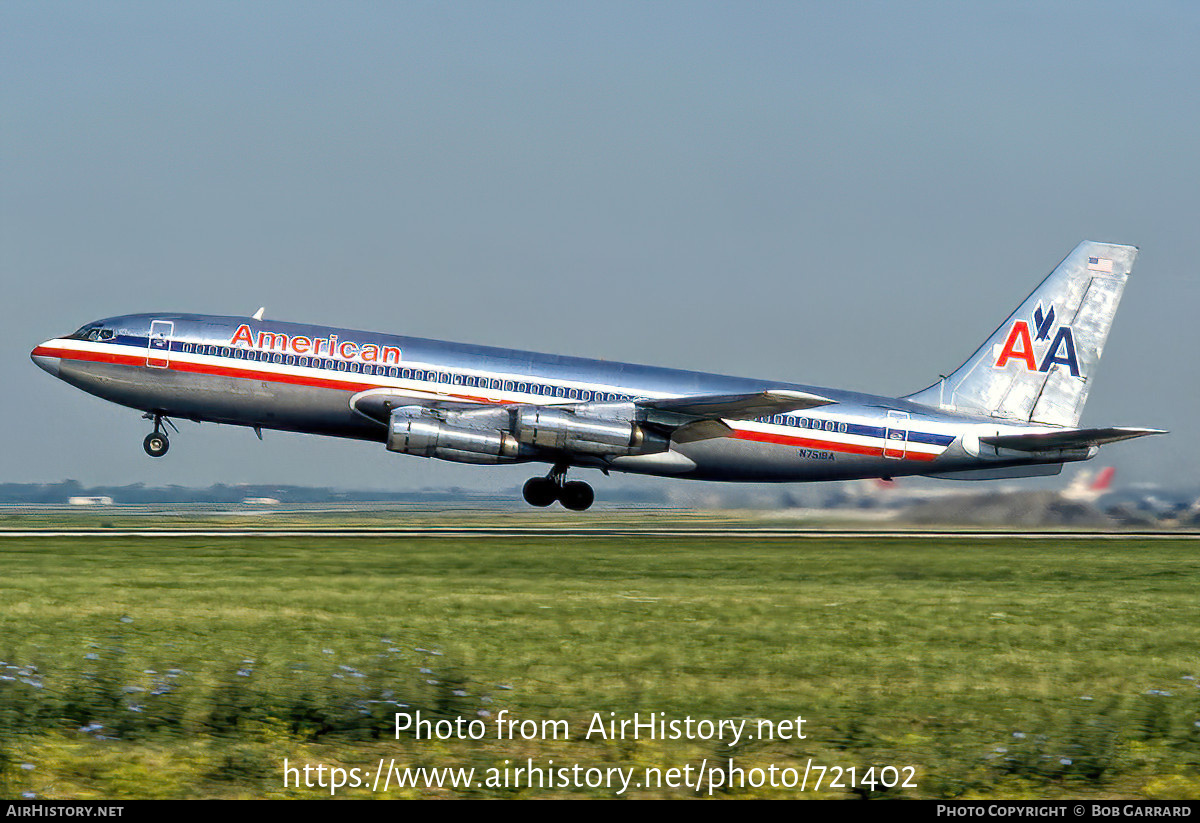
xmin=559 ymin=481 xmax=594 ymax=512
xmin=522 ymin=477 xmax=557 ymax=507
xmin=143 ymin=432 xmax=170 ymax=458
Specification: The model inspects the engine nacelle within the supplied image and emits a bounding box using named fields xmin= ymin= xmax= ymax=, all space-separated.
xmin=387 ymin=409 xmax=521 ymax=464
xmin=514 ymin=407 xmax=649 ymax=456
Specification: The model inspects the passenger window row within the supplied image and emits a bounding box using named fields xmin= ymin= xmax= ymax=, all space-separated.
xmin=758 ymin=414 xmax=848 ymax=433
xmin=177 ymin=342 xmax=634 ymax=403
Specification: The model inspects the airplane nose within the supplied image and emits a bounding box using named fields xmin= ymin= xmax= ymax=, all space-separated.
xmin=31 ymin=343 xmax=61 ymax=378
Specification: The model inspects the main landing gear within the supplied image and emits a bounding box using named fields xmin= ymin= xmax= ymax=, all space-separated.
xmin=522 ymin=464 xmax=594 ymax=511
xmin=141 ymin=413 xmax=177 ymax=458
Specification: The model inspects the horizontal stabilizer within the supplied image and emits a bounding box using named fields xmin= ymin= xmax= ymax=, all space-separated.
xmin=638 ymin=389 xmax=834 ymax=420
xmin=980 ymin=427 xmax=1166 ymax=452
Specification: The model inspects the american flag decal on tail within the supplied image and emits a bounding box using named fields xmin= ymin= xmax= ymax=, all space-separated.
xmin=1088 ymin=256 xmax=1114 ymax=273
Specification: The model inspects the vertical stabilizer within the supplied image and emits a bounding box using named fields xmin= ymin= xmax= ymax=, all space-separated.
xmin=905 ymin=241 xmax=1136 ymax=427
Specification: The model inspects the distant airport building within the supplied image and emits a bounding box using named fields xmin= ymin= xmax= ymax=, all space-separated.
xmin=68 ymin=496 xmax=114 ymax=506
xmin=242 ymin=497 xmax=281 ymax=506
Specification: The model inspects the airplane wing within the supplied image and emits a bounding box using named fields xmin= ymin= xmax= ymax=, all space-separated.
xmin=349 ymin=389 xmax=492 ymax=424
xmin=980 ymin=427 xmax=1166 ymax=452
xmin=350 ymin=387 xmax=837 ymax=445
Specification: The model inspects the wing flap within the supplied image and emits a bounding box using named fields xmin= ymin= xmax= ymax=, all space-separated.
xmin=980 ymin=427 xmax=1166 ymax=452
xmin=638 ymin=389 xmax=834 ymax=421
xmin=670 ymin=419 xmax=735 ymax=443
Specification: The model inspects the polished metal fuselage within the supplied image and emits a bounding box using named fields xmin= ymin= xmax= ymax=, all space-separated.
xmin=31 ymin=313 xmax=1090 ymax=482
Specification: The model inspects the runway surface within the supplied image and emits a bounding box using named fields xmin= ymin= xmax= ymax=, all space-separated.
xmin=2 ymin=528 xmax=1198 ymax=539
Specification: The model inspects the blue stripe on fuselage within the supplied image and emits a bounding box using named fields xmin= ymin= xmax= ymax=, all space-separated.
xmin=96 ymin=328 xmax=959 ymax=449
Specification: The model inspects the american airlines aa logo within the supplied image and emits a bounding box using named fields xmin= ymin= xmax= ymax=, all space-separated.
xmin=994 ymin=303 xmax=1081 ymax=377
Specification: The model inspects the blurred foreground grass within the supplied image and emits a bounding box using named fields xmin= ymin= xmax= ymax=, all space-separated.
xmin=1 ymin=534 xmax=1198 ymax=798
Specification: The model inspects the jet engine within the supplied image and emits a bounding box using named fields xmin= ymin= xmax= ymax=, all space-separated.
xmin=513 ymin=407 xmax=659 ymax=456
xmin=387 ymin=408 xmax=523 ymax=464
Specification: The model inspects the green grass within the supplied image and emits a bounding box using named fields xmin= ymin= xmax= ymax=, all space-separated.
xmin=1 ymin=533 xmax=1198 ymax=798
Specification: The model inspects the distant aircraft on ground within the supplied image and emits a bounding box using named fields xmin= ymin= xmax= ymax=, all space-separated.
xmin=31 ymin=241 xmax=1163 ymax=510
xmin=858 ymin=466 xmax=1117 ymax=507
xmin=1059 ymin=466 xmax=1117 ymax=503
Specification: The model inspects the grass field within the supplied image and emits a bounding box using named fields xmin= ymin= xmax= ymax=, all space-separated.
xmin=1 ymin=529 xmax=1198 ymax=798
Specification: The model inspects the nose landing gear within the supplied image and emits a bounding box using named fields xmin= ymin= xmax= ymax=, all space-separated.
xmin=522 ymin=464 xmax=594 ymax=511
xmin=141 ymin=413 xmax=177 ymax=458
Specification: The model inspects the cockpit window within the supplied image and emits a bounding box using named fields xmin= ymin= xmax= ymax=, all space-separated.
xmin=66 ymin=324 xmax=114 ymax=342
xmin=67 ymin=324 xmax=99 ymax=340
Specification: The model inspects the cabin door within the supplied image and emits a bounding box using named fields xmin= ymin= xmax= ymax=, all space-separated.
xmin=148 ymin=320 xmax=173 ymax=368
xmin=883 ymin=410 xmax=909 ymax=459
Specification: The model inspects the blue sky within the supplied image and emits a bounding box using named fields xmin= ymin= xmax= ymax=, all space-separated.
xmin=3 ymin=2 xmax=1197 ymax=490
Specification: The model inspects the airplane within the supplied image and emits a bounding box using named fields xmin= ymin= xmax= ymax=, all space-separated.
xmin=30 ymin=241 xmax=1164 ymax=511
xmin=1059 ymin=466 xmax=1117 ymax=503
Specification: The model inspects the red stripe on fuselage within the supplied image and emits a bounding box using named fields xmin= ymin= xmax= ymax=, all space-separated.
xmin=33 ymin=344 xmax=506 ymax=406
xmin=35 ymin=344 xmax=938 ymax=461
xmin=732 ymin=427 xmax=936 ymax=462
